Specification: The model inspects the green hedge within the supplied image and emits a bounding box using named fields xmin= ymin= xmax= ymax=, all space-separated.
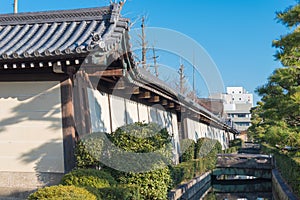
xmin=75 ymin=132 xmax=106 ymax=169
xmin=171 ymin=139 xmax=222 ymax=187
xmin=261 ymin=143 xmax=300 ymax=197
xmin=98 ymin=185 xmax=140 ymax=200
xmin=61 ymin=169 xmax=117 ymax=189
xmin=195 ymin=138 xmax=222 ymax=159
xmin=117 ymin=166 xmax=172 ymax=200
xmin=27 ymin=185 xmax=97 ymax=200
xmin=223 ymin=139 xmax=242 ymax=154
xmin=180 ymin=139 xmax=195 ymax=162
xmin=170 ymin=157 xmax=216 ymax=187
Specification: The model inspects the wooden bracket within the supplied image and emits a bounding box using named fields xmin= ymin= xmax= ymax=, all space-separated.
xmin=139 ymin=91 xmax=151 ymax=99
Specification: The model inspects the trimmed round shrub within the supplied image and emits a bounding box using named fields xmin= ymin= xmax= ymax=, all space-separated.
xmin=75 ymin=132 xmax=106 ymax=169
xmin=118 ymin=166 xmax=172 ymax=200
xmin=27 ymin=185 xmax=96 ymax=200
xmin=105 ymin=122 xmax=173 ymax=200
xmin=61 ymin=169 xmax=117 ymax=189
xmin=98 ymin=185 xmax=140 ymax=200
xmin=110 ymin=122 xmax=172 ymax=153
xmin=180 ymin=139 xmax=196 ymax=162
xmin=195 ymin=138 xmax=222 ymax=159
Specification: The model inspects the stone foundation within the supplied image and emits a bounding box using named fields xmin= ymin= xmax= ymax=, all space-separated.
xmin=0 ymin=172 xmax=64 ymax=199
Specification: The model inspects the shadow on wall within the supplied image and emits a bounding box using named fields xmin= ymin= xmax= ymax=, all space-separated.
xmin=18 ymin=138 xmax=64 ymax=186
xmin=0 ymin=82 xmax=65 ymax=190
xmin=0 ymin=82 xmax=62 ymax=134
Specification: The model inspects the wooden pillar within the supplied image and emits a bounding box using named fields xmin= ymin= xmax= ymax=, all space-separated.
xmin=60 ymin=77 xmax=76 ymax=172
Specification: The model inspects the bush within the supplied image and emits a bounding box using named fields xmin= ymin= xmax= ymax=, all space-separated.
xmin=262 ymin=143 xmax=300 ymax=197
xmin=98 ymin=185 xmax=140 ymax=200
xmin=195 ymin=138 xmax=222 ymax=159
xmin=61 ymin=169 xmax=117 ymax=189
xmin=180 ymin=139 xmax=195 ymax=162
xmin=171 ymin=138 xmax=221 ymax=188
xmin=229 ymin=138 xmax=242 ymax=147
xmin=27 ymin=185 xmax=97 ymax=200
xmin=75 ymin=132 xmax=106 ymax=169
xmin=101 ymin=123 xmax=173 ymax=200
xmin=118 ymin=166 xmax=172 ymax=200
xmin=170 ymin=157 xmax=216 ymax=188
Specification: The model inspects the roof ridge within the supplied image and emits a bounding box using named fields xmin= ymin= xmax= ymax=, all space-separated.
xmin=0 ymin=6 xmax=112 ymax=26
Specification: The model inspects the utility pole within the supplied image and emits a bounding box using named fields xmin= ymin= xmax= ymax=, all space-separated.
xmin=178 ymin=63 xmax=185 ymax=94
xmin=152 ymin=46 xmax=159 ymax=77
xmin=192 ymin=51 xmax=195 ymax=93
xmin=13 ymin=0 xmax=18 ymax=14
xmin=141 ymin=16 xmax=147 ymax=69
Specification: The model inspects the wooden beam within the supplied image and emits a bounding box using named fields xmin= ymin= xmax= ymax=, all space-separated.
xmin=162 ymin=99 xmax=168 ymax=106
xmin=139 ymin=91 xmax=151 ymax=99
xmin=88 ymin=69 xmax=124 ymax=77
xmin=149 ymin=96 xmax=160 ymax=103
xmin=168 ymin=102 xmax=175 ymax=108
xmin=60 ymin=78 xmax=76 ymax=172
xmin=125 ymin=87 xmax=140 ymax=95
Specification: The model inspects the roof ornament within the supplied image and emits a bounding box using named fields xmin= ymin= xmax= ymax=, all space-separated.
xmin=91 ymin=31 xmax=105 ymax=50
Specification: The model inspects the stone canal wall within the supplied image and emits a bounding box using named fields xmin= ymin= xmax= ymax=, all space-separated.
xmin=168 ymin=172 xmax=211 ymax=200
xmin=272 ymin=169 xmax=298 ymax=200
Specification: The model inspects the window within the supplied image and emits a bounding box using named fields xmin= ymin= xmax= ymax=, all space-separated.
xmin=237 ymin=114 xmax=246 ymax=118
xmin=239 ymin=98 xmax=241 ymax=100
xmin=232 ymin=98 xmax=235 ymax=100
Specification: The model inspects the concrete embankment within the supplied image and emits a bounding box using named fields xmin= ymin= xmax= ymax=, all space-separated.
xmin=272 ymin=169 xmax=298 ymax=200
xmin=168 ymin=172 xmax=211 ymax=200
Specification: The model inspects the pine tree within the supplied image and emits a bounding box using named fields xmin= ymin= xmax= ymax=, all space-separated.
xmin=251 ymin=3 xmax=300 ymax=146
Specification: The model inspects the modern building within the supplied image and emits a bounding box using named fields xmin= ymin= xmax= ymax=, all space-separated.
xmin=210 ymin=87 xmax=253 ymax=132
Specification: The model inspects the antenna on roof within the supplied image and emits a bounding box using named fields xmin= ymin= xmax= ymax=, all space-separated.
xmin=13 ymin=0 xmax=18 ymax=14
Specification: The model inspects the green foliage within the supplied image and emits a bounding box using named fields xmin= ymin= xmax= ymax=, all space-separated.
xmin=195 ymin=138 xmax=222 ymax=159
xmin=250 ymin=3 xmax=300 ymax=147
xmin=110 ymin=122 xmax=171 ymax=153
xmin=261 ymin=143 xmax=300 ymax=197
xmin=75 ymin=132 xmax=105 ymax=169
xmin=61 ymin=169 xmax=117 ymax=189
xmin=102 ymin=122 xmax=173 ymax=200
xmin=180 ymin=139 xmax=195 ymax=162
xmin=223 ymin=139 xmax=242 ymax=153
xmin=170 ymin=138 xmax=221 ymax=188
xmin=27 ymin=185 xmax=97 ymax=200
xmin=117 ymin=167 xmax=172 ymax=200
xmin=98 ymin=185 xmax=140 ymax=200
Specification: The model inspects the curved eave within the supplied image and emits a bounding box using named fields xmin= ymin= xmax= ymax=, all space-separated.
xmin=0 ymin=3 xmax=129 ymax=66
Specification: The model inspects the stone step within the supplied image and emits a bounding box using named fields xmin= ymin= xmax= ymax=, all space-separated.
xmin=0 ymin=187 xmax=37 ymax=200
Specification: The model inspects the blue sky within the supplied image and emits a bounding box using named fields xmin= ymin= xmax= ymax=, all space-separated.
xmin=0 ymin=0 xmax=297 ymax=103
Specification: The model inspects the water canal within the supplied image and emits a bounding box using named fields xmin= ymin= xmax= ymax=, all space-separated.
xmin=174 ymin=144 xmax=297 ymax=200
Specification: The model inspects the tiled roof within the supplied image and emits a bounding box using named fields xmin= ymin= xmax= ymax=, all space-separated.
xmin=0 ymin=3 xmax=128 ymax=63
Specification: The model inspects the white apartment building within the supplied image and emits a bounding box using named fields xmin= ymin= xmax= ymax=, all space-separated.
xmin=210 ymin=87 xmax=253 ymax=132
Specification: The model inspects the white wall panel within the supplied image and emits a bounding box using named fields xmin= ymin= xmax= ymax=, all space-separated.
xmin=125 ymin=99 xmax=139 ymax=124
xmin=110 ymin=95 xmax=126 ymax=132
xmin=87 ymin=89 xmax=111 ymax=133
xmin=171 ymin=113 xmax=179 ymax=164
xmin=0 ymin=82 xmax=64 ymax=173
xmin=156 ymin=108 xmax=168 ymax=127
xmin=149 ymin=106 xmax=158 ymax=124
xmin=138 ymin=103 xmax=149 ymax=123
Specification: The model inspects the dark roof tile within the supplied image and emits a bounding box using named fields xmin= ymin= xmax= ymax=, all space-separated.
xmin=0 ymin=4 xmax=129 ymax=63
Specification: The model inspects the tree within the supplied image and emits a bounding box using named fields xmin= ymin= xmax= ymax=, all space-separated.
xmin=250 ymin=3 xmax=300 ymax=147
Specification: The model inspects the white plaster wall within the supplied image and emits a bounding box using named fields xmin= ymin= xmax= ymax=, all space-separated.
xmin=109 ymin=95 xmax=126 ymax=132
xmin=87 ymin=89 xmax=111 ymax=133
xmin=125 ymin=99 xmax=139 ymax=124
xmin=138 ymin=103 xmax=149 ymax=123
xmin=0 ymin=82 xmax=64 ymax=173
xmin=149 ymin=106 xmax=158 ymax=123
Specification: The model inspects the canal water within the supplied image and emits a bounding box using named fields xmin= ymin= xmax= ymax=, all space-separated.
xmin=203 ymin=178 xmax=273 ymax=200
